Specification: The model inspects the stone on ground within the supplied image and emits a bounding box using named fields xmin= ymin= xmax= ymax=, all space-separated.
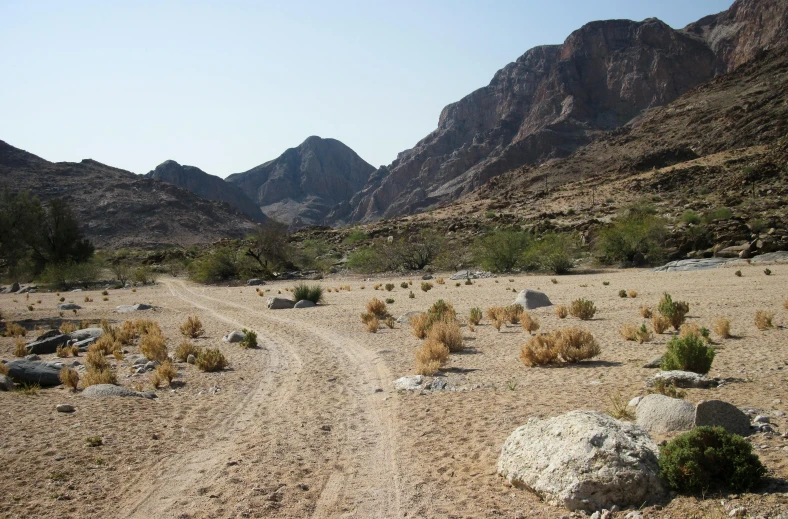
xmin=513 ymin=289 xmax=552 ymax=310
xmin=25 ymin=334 xmax=69 ymax=355
xmin=267 ymin=297 xmax=295 ymax=309
xmin=294 ymin=299 xmax=316 ymax=309
xmin=648 ymin=370 xmax=714 ymax=388
xmin=497 ymin=410 xmax=663 ymax=512
xmin=0 ymin=374 xmax=15 ymax=391
xmin=115 ymin=303 xmax=153 ymax=313
xmin=56 ymin=404 xmax=75 ymax=413
xmin=642 ymin=355 xmax=663 ymax=369
xmin=69 ymin=328 xmax=104 ymax=341
xmin=6 ymin=360 xmax=63 ymax=387
xmin=396 ymin=311 xmax=422 ymax=324
xmin=635 ymin=394 xmax=695 ymax=433
xmin=694 ymin=400 xmax=751 ymax=436
xmin=223 ymin=330 xmax=245 ymax=343
xmin=57 ymin=303 xmax=82 ymax=311
xmin=247 ymin=278 xmax=266 ymax=286
xmin=81 ymin=384 xmax=156 ymax=399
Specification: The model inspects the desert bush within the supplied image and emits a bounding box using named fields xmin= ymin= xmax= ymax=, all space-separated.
xmin=469 ymin=307 xmax=482 ymax=325
xmin=85 ymin=345 xmax=109 ymax=370
xmin=196 ymin=348 xmax=227 ymax=372
xmin=366 ymin=316 xmax=380 ymax=333
xmin=651 ymin=315 xmax=670 ymax=334
xmin=735 ymin=270 xmax=742 ymax=277
xmin=420 ymin=281 xmax=433 ymax=292
xmin=415 ymin=338 xmax=450 ymax=376
xmin=651 ymin=379 xmax=686 ymax=399
xmin=620 ymin=324 xmax=638 ymax=341
xmin=56 ymin=345 xmax=70 ymax=358
xmin=155 ymin=360 xmax=178 ymax=386
xmin=608 ymin=391 xmax=635 ymax=421
xmin=13 ymin=337 xmax=26 ymax=357
xmin=435 ymin=277 xmax=445 ymax=285
xmin=93 ymin=335 xmax=121 ymax=356
xmin=384 ymin=317 xmax=395 ymax=329
xmin=59 ymin=366 xmax=79 ymax=391
xmin=554 ymin=327 xmax=600 ymax=362
xmin=680 ymin=323 xmax=711 ymax=344
xmin=504 ymin=304 xmax=524 ymax=324
xmin=240 ymin=329 xmax=257 ymax=348
xmin=400 ymin=282 xmax=408 ymax=289
xmin=365 ymin=298 xmax=390 ymax=319
xmin=619 ymin=289 xmax=628 ymax=298
xmin=659 ymin=426 xmax=766 ymax=493
xmin=426 ymin=320 xmax=463 ymax=352
xmin=385 ymin=283 xmax=395 ymax=291
xmin=427 ymin=299 xmax=456 ymax=324
xmin=702 ymin=207 xmax=732 ymax=223
xmin=628 ymin=290 xmax=638 ymax=298
xmin=492 ymin=317 xmax=503 ymax=331
xmin=555 ymin=305 xmax=568 ymax=319
xmin=0 ymin=363 xmax=8 ymax=375
xmin=681 ymin=210 xmax=701 ymax=225
xmin=473 ymin=229 xmax=531 ymax=272
xmin=569 ymin=298 xmax=596 ymax=320
xmin=635 ymin=324 xmax=653 ymax=344
xmin=596 ymin=206 xmax=666 ymax=266
xmin=521 ymin=312 xmax=540 ymax=333
xmin=661 ymin=334 xmax=715 ymax=374
xmin=520 ymin=334 xmax=559 ymax=367
xmin=658 ymin=293 xmax=689 ymax=330
xmin=5 ymin=322 xmax=26 ymax=337
xmin=755 ymin=310 xmax=774 ymax=330
xmin=639 ymin=305 xmax=652 ymax=318
xmin=712 ymin=318 xmax=731 ymax=339
xmin=140 ymin=330 xmax=168 ymax=362
xmin=292 ymin=283 xmax=325 ymax=304
xmin=82 ymin=367 xmax=117 ymax=387
xmin=175 ymin=341 xmax=202 ymax=362
xmin=179 ymin=316 xmax=204 ymax=338
xmin=385 ymin=297 xmax=394 ymax=304
xmin=59 ymin=321 xmax=77 ymax=334
xmin=520 ymin=233 xmax=580 ymax=274
xmin=409 ymin=290 xmax=415 ymax=298
xmin=486 ymin=306 xmax=505 ymax=321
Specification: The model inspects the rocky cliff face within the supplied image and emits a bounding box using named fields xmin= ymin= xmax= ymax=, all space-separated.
xmin=146 ymin=160 xmax=266 ymax=222
xmin=225 ymin=136 xmax=374 ymax=228
xmin=0 ymin=141 xmax=258 ymax=249
xmin=334 ymin=0 xmax=787 ymax=225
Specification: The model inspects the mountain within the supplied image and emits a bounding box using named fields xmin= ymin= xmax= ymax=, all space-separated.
xmin=225 ymin=136 xmax=375 ymax=228
xmin=146 ymin=160 xmax=266 ymax=222
xmin=0 ymin=141 xmax=258 ymax=249
xmin=332 ymin=0 xmax=788 ymax=225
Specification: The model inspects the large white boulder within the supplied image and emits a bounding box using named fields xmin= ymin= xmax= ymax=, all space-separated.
xmin=635 ymin=394 xmax=695 ymax=433
xmin=513 ymin=289 xmax=552 ymax=310
xmin=498 ymin=410 xmax=664 ymax=512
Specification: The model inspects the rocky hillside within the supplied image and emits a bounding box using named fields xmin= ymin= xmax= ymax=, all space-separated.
xmin=146 ymin=160 xmax=266 ymax=222
xmin=332 ymin=0 xmax=787 ymax=225
xmin=226 ymin=136 xmax=375 ymax=228
xmin=0 ymin=141 xmax=258 ymax=249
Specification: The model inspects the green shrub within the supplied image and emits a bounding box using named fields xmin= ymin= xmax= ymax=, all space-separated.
xmin=385 ymin=283 xmax=394 ymax=291
xmin=702 ymin=207 xmax=732 ymax=223
xmin=292 ymin=283 xmax=324 ymax=304
xmin=469 ymin=307 xmax=482 ymax=325
xmin=521 ymin=233 xmax=580 ymax=274
xmin=196 ymin=349 xmax=228 ymax=372
xmin=657 ymin=293 xmax=689 ymax=330
xmin=385 ymin=298 xmax=394 ymax=304
xmin=473 ymin=230 xmax=531 ymax=273
xmin=189 ymin=247 xmax=254 ymax=283
xmin=659 ymin=426 xmax=765 ymax=493
xmin=681 ymin=210 xmax=701 ymax=225
xmin=596 ymin=207 xmax=666 ymax=266
xmin=400 ymin=282 xmax=409 ymax=289
xmin=343 ymin=229 xmax=368 ymax=244
xmin=240 ymin=329 xmax=257 ymax=349
xmin=661 ymin=333 xmax=715 ymax=374
xmin=346 ymin=246 xmax=392 ymax=273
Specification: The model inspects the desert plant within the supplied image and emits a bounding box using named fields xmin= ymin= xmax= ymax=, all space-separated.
xmin=365 ymin=298 xmax=390 ymax=319
xmin=93 ymin=335 xmax=120 ymax=356
xmin=608 ymin=391 xmax=634 ymax=421
xmin=661 ymin=334 xmax=715 ymax=374
xmin=0 ymin=363 xmax=8 ymax=375
xmin=636 ymin=324 xmax=653 ymax=344
xmin=85 ymin=345 xmax=109 ymax=370
xmin=492 ymin=316 xmax=503 ymax=332
xmin=764 ymin=268 xmax=772 ymax=276
xmin=658 ymin=293 xmax=689 ymax=330
xmin=175 ymin=341 xmax=202 ymax=362
xmin=292 ymin=283 xmax=325 ymax=304
xmin=415 ymin=338 xmax=450 ymax=375
xmin=520 ymin=334 xmax=559 ymax=367
xmin=195 ymin=348 xmax=227 ymax=372
xmin=385 ymin=298 xmax=394 ymax=304
xmin=400 ymin=282 xmax=408 ymax=289
xmin=521 ymin=312 xmax=540 ymax=333
xmin=469 ymin=307 xmax=482 ymax=325
xmin=427 ymin=299 xmax=456 ymax=324
xmin=596 ymin=207 xmax=666 ymax=265
xmin=384 ymin=317 xmax=395 ymax=329
xmin=82 ymin=367 xmax=117 ymax=387
xmin=659 ymin=427 xmax=766 ymax=493
xmin=627 ymin=290 xmax=638 ymax=298
xmin=569 ymin=298 xmax=596 ymax=320
xmin=421 ymin=281 xmax=433 ymax=292
xmin=59 ymin=366 xmax=79 ymax=391
xmin=620 ymin=324 xmax=638 ymax=341
xmin=639 ymin=305 xmax=652 ymax=318
xmin=464 ymin=278 xmax=473 ymax=285
xmin=427 ymin=320 xmax=464 ymax=352
xmin=473 ymin=229 xmax=531 ymax=272
xmin=85 ymin=436 xmax=103 ymax=447
xmin=13 ymin=337 xmax=27 ymax=357
xmin=651 ymin=315 xmax=670 ymax=334
xmin=5 ymin=322 xmax=26 ymax=337
xmin=59 ymin=321 xmax=77 ymax=334
xmin=651 ymin=379 xmax=686 ymax=399
xmin=735 ymin=270 xmax=742 ymax=277
xmin=712 ymin=318 xmax=731 ymax=339
xmin=486 ymin=306 xmax=505 ymax=322
xmin=365 ymin=316 xmax=380 ymax=333
xmin=755 ymin=310 xmax=774 ymax=330
xmin=140 ymin=330 xmax=168 ymax=362
xmin=602 ymin=281 xmax=610 ymax=286
xmin=784 ymin=297 xmax=788 ymax=310
xmin=410 ymin=313 xmax=429 ymax=339
xmin=436 ymin=277 xmax=445 ymax=285
xmin=504 ymin=304 xmax=524 ymax=325
xmin=409 ymin=290 xmax=415 ymax=298
xmin=680 ymin=323 xmax=711 ymax=344
xmin=240 ymin=329 xmax=257 ymax=349
xmin=619 ymin=289 xmax=628 ymax=298
xmin=56 ymin=345 xmax=70 ymax=358
xmin=551 ymin=278 xmax=558 ymax=284
xmin=179 ymin=316 xmax=204 ymax=338
xmin=555 ymin=305 xmax=568 ymax=319
xmin=554 ymin=327 xmax=600 ymax=362
xmin=385 ymin=283 xmax=395 ymax=291
xmin=155 ymin=360 xmax=177 ymax=385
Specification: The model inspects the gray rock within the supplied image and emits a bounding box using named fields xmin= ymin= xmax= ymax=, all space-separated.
xmin=421 ymin=274 xmax=433 ymax=280
xmin=754 ymin=415 xmax=771 ymax=424
xmin=73 ymin=337 xmax=98 ymax=351
xmin=513 ymin=289 xmax=552 ymax=310
xmin=266 ymin=297 xmax=295 ymax=310
xmin=69 ymin=328 xmax=104 ymax=341
xmin=223 ymin=330 xmax=245 ymax=343
xmin=6 ymin=359 xmax=63 ymax=387
xmin=81 ymin=384 xmax=156 ymax=399
xmin=642 ymin=355 xmax=663 ymax=369
xmin=294 ymin=299 xmax=316 ymax=309
xmin=650 ymin=258 xmax=734 ymax=272
xmin=393 ymin=375 xmax=425 ymax=391
xmin=450 ymin=270 xmax=471 ymax=280
xmin=132 ymin=357 xmax=148 ymax=366
xmin=396 ymin=311 xmax=422 ymax=324
xmin=25 ymin=354 xmax=41 ymax=361
xmin=16 ymin=285 xmax=36 ymax=294
xmin=57 ymin=303 xmax=82 ymax=311
xmin=498 ymin=410 xmax=664 ymax=512
xmin=186 ymin=354 xmax=196 ymax=365
xmin=648 ymin=370 xmax=714 ymax=388
xmin=115 ymin=303 xmax=153 ymax=313
xmin=56 ymin=404 xmax=75 ymax=413
xmin=2 ymin=282 xmax=20 ymax=293
xmin=246 ymin=278 xmax=266 ymax=286
xmin=36 ymin=329 xmax=62 ymax=341
xmin=636 ymin=394 xmax=695 ymax=433
xmin=694 ymin=400 xmax=751 ymax=436
xmin=0 ymin=374 xmax=15 ymax=391
xmin=25 ymin=333 xmax=69 ymax=355
xmin=144 ymin=361 xmax=158 ymax=371
xmin=628 ymin=396 xmax=643 ymax=408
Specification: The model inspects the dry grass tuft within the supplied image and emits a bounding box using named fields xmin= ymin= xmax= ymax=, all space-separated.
xmin=82 ymin=367 xmax=117 ymax=387
xmin=13 ymin=337 xmax=27 ymax=357
xmin=5 ymin=322 xmax=26 ymax=338
xmin=639 ymin=305 xmax=652 ymax=318
xmin=59 ymin=366 xmax=79 ymax=391
xmin=179 ymin=316 xmax=204 ymax=338
xmin=85 ymin=345 xmax=109 ymax=370
xmin=366 ymin=298 xmax=390 ymax=319
xmin=569 ymin=299 xmax=596 ymax=320
xmin=608 ymin=391 xmax=635 ymax=421
xmin=620 ymin=324 xmax=638 ymax=341
xmin=712 ymin=318 xmax=731 ymax=339
xmin=521 ymin=312 xmax=540 ymax=333
xmin=420 ymin=282 xmax=433 ymax=292
xmin=56 ymin=345 xmax=70 ymax=358
xmin=554 ymin=327 xmax=601 ymax=362
xmin=59 ymin=322 xmax=77 ymax=334
xmin=520 ymin=334 xmax=559 ymax=367
xmin=492 ymin=317 xmax=503 ymax=332
xmin=469 ymin=307 xmax=482 ymax=325
xmin=195 ymin=348 xmax=227 ymax=372
xmin=0 ymin=363 xmax=8 ymax=375
xmin=140 ymin=329 xmax=168 ymax=362
xmin=384 ymin=317 xmax=395 ymax=329
xmin=755 ymin=310 xmax=774 ymax=330
xmin=426 ymin=321 xmax=464 ymax=352
xmin=175 ymin=341 xmax=202 ymax=362
xmin=651 ymin=315 xmax=670 ymax=334
xmin=415 ymin=338 xmax=450 ymax=375
xmin=410 ymin=313 xmax=430 ymax=339
xmin=436 ymin=277 xmax=445 ymax=285
xmin=504 ymin=304 xmax=524 ymax=325
xmin=555 ymin=305 xmax=568 ymax=319
xmin=365 ymin=316 xmax=380 ymax=333
xmin=627 ymin=290 xmax=638 ymax=298
xmin=153 ymin=360 xmax=177 ymax=387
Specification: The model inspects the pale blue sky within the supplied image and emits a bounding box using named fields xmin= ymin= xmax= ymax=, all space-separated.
xmin=1 ymin=0 xmax=732 ymax=177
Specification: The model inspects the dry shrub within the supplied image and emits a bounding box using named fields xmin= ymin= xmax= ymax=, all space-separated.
xmin=5 ymin=322 xmax=26 ymax=338
xmin=410 ymin=313 xmax=430 ymax=339
xmin=555 ymin=305 xmax=568 ymax=319
xmin=59 ymin=366 xmax=79 ymax=391
xmin=569 ymin=299 xmax=596 ymax=320
xmin=59 ymin=322 xmax=77 ymax=334
xmin=469 ymin=307 xmax=482 ymax=325
xmin=384 ymin=317 xmax=395 ymax=329
xmin=639 ymin=305 xmax=652 ymax=318
xmin=635 ymin=324 xmax=653 ymax=344
xmin=520 ymin=334 xmax=559 ymax=367
xmin=179 ymin=316 xmax=204 ymax=338
xmin=117 ymin=321 xmax=138 ymax=345
xmin=415 ymin=338 xmax=450 ymax=375
xmin=628 ymin=290 xmax=638 ymax=298
xmin=420 ymin=282 xmax=433 ymax=292
xmin=521 ymin=312 xmax=540 ymax=333
xmin=492 ymin=317 xmax=503 ymax=332
xmin=366 ymin=298 xmax=390 ymax=319
xmin=712 ymin=318 xmax=731 ymax=339
xmin=426 ymin=321 xmax=463 ymax=352
xmin=554 ymin=327 xmax=600 ymax=362
xmin=85 ymin=345 xmax=109 ymax=370
xmin=651 ymin=315 xmax=670 ymax=334
xmin=155 ymin=360 xmax=177 ymax=386
xmin=436 ymin=277 xmax=445 ymax=285
xmin=140 ymin=330 xmax=168 ymax=361
xmin=94 ymin=335 xmax=121 ymax=356
xmin=56 ymin=345 xmax=70 ymax=358
xmin=365 ymin=316 xmax=380 ymax=333
xmin=650 ymin=379 xmax=686 ymax=399
xmin=486 ymin=306 xmax=505 ymax=321
xmin=755 ymin=310 xmax=774 ymax=330
xmin=620 ymin=324 xmax=638 ymax=341
xmin=82 ymin=367 xmax=117 ymax=387
xmin=13 ymin=337 xmax=27 ymax=357
xmin=505 ymin=304 xmax=524 ymax=325
xmin=658 ymin=293 xmax=689 ymax=330
xmin=608 ymin=391 xmax=635 ymax=421
xmin=0 ymin=363 xmax=8 ymax=375
xmin=195 ymin=348 xmax=227 ymax=372
xmin=679 ymin=323 xmax=712 ymax=344
xmin=133 ymin=319 xmax=160 ymax=335
xmin=175 ymin=341 xmax=202 ymax=362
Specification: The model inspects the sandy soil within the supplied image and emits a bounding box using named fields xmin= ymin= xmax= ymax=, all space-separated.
xmin=1 ymin=264 xmax=787 ymax=519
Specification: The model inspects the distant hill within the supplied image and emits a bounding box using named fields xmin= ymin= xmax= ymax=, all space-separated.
xmin=0 ymin=141 xmax=258 ymax=249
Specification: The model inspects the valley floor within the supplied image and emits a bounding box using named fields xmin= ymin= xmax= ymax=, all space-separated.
xmin=1 ymin=265 xmax=788 ymax=518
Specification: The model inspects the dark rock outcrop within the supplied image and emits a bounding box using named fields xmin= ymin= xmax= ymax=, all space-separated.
xmin=146 ymin=160 xmax=266 ymax=222
xmin=226 ymin=136 xmax=374 ymax=228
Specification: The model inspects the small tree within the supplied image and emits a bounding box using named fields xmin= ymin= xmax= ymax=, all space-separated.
xmin=596 ymin=203 xmax=666 ymax=265
xmin=245 ymin=220 xmax=291 ymax=276
xmin=473 ymin=229 xmax=530 ymax=272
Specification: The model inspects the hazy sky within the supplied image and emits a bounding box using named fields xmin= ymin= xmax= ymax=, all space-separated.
xmin=1 ymin=0 xmax=732 ymax=177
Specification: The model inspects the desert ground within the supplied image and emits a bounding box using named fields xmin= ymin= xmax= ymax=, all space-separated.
xmin=1 ymin=263 xmax=787 ymax=519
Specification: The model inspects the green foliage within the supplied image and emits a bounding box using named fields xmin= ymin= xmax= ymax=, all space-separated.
xmin=346 ymin=230 xmax=445 ymax=273
xmin=661 ymin=333 xmax=715 ymax=374
xmin=346 ymin=246 xmax=388 ymax=273
xmin=40 ymin=259 xmax=103 ymax=289
xmin=385 ymin=298 xmax=394 ymax=304
xmin=681 ymin=210 xmax=701 ymax=225
xmin=657 ymin=293 xmax=689 ymax=329
xmin=133 ymin=265 xmax=159 ymax=285
xmin=245 ymin=220 xmax=292 ymax=275
xmin=521 ymin=233 xmax=580 ymax=274
xmin=473 ymin=230 xmax=530 ymax=273
xmin=659 ymin=426 xmax=765 ymax=493
xmin=596 ymin=205 xmax=666 ymax=266
xmin=702 ymin=207 xmax=732 ymax=223
xmin=343 ymin=229 xmax=368 ymax=244
xmin=240 ymin=329 xmax=257 ymax=349
xmin=189 ymin=247 xmax=257 ymax=283
xmin=292 ymin=283 xmax=325 ymax=304
xmin=295 ymin=239 xmax=333 ymax=272
xmin=400 ymin=282 xmax=409 ymax=289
